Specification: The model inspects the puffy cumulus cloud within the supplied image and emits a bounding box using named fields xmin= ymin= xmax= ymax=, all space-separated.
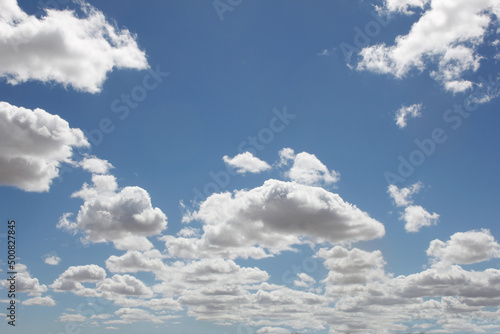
xmin=78 ymin=156 xmax=114 ymax=174
xmin=58 ymin=174 xmax=167 ymax=251
xmin=387 ymin=182 xmax=422 ymax=207
xmin=174 ymin=283 xmax=328 ymax=330
xmin=317 ymin=246 xmax=388 ymax=296
xmin=0 ymin=0 xmax=148 ymax=93
xmin=22 ymin=296 xmax=56 ymax=306
xmin=223 ymin=152 xmax=271 ymax=174
xmin=97 ymin=275 xmax=154 ymax=299
xmin=106 ymin=250 xmax=167 ymax=274
xmin=48 ymin=232 xmax=500 ymax=333
xmin=400 ymin=205 xmax=439 ymax=232
xmin=387 ymin=182 xmax=439 ymax=232
xmin=103 ymin=258 xmax=274 ymax=326
xmin=152 ymin=258 xmax=269 ymax=296
xmin=0 ymin=101 xmax=88 ymax=192
xmin=427 ymin=229 xmax=500 ymax=264
xmin=394 ymin=103 xmax=422 ymax=128
xmin=43 ymin=255 xmax=61 ymax=266
xmin=51 ymin=264 xmax=106 ymax=292
xmin=358 ymin=0 xmax=499 ymax=93
xmin=1 ymin=263 xmax=47 ymax=296
xmin=284 ymin=151 xmax=339 ymax=186
xmin=313 ymin=240 xmax=500 ymax=332
xmin=392 ymin=264 xmax=500 ymax=302
xmin=167 ymin=179 xmax=384 ymax=259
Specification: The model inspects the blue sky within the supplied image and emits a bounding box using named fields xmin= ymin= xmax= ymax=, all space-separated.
xmin=0 ymin=0 xmax=500 ymax=333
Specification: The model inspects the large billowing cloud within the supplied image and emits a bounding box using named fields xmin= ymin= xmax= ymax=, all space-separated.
xmin=358 ymin=0 xmax=500 ymax=93
xmin=164 ymin=179 xmax=384 ymax=259
xmin=314 ymin=232 xmax=500 ymax=333
xmin=0 ymin=0 xmax=148 ymax=93
xmin=49 ymin=229 xmax=500 ymax=333
xmin=0 ymin=101 xmax=88 ymax=192
xmin=58 ymin=174 xmax=167 ymax=251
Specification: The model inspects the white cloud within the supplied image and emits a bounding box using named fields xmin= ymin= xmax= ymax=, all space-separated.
xmin=22 ymin=296 xmax=56 ymax=306
xmin=59 ymin=313 xmax=87 ymax=322
xmin=44 ymin=255 xmax=61 ymax=266
xmin=444 ymin=80 xmax=473 ymax=93
xmin=79 ymin=156 xmax=114 ymax=174
xmin=278 ymin=147 xmax=295 ymax=166
xmin=293 ymin=273 xmax=316 ymax=288
xmin=387 ymin=182 xmax=422 ymax=207
xmin=106 ymin=250 xmax=166 ymax=274
xmin=285 ymin=152 xmax=340 ymax=186
xmin=167 ymin=179 xmax=384 ymax=259
xmin=47 ymin=229 xmax=500 ymax=333
xmin=427 ymin=229 xmax=500 ymax=264
xmin=51 ymin=264 xmax=106 ymax=292
xmin=177 ymin=226 xmax=201 ymax=238
xmin=58 ymin=174 xmax=167 ymax=251
xmin=400 ymin=205 xmax=439 ymax=232
xmin=318 ymin=246 xmax=387 ymax=296
xmin=223 ymin=152 xmax=271 ymax=174
xmin=382 ymin=0 xmax=429 ymax=14
xmin=0 ymin=263 xmax=48 ymax=296
xmin=0 ymin=101 xmax=89 ymax=192
xmin=257 ymin=327 xmax=291 ymax=334
xmin=97 ymin=275 xmax=154 ymax=298
xmin=151 ymin=258 xmax=269 ymax=299
xmin=0 ymin=0 xmax=148 ymax=93
xmin=358 ymin=0 xmax=499 ymax=92
xmin=395 ymin=103 xmax=422 ymax=128
xmin=114 ymin=307 xmax=163 ymax=323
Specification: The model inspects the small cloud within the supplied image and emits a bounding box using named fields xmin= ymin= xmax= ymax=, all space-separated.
xmin=285 ymin=151 xmax=339 ymax=186
xmin=317 ymin=49 xmax=330 ymax=56
xmin=44 ymin=255 xmax=61 ymax=266
xmin=277 ymin=147 xmax=295 ymax=166
xmin=400 ymin=205 xmax=439 ymax=232
xmin=79 ymin=156 xmax=114 ymax=174
xmin=59 ymin=313 xmax=87 ymax=322
xmin=23 ymin=296 xmax=56 ymax=306
xmin=223 ymin=152 xmax=271 ymax=174
xmin=387 ymin=182 xmax=423 ymax=207
xmin=395 ymin=103 xmax=423 ymax=128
